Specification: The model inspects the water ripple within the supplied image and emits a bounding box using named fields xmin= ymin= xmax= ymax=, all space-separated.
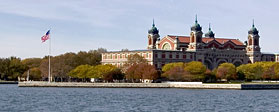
xmin=1 ymin=85 xmax=279 ymax=112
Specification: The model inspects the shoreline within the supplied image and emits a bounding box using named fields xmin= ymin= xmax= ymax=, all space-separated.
xmin=18 ymin=82 xmax=279 ymax=90
xmin=18 ymin=82 xmax=242 ymax=89
xmin=0 ymin=81 xmax=18 ymax=84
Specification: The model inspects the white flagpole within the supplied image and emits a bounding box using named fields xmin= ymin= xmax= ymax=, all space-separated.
xmin=27 ymin=69 xmax=30 ymax=81
xmin=48 ymin=30 xmax=51 ymax=83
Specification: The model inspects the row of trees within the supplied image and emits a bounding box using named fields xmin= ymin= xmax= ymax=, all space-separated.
xmin=162 ymin=61 xmax=206 ymax=81
xmin=2 ymin=49 xmax=279 ymax=83
xmin=214 ymin=62 xmax=279 ymax=81
xmin=161 ymin=61 xmax=279 ymax=82
xmin=0 ymin=48 xmax=106 ymax=81
xmin=68 ymin=64 xmax=123 ymax=82
xmin=0 ymin=57 xmax=28 ymax=80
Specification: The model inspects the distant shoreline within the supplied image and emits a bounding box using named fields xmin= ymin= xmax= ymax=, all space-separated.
xmin=17 ymin=81 xmax=279 ymax=90
xmin=0 ymin=81 xmax=18 ymax=84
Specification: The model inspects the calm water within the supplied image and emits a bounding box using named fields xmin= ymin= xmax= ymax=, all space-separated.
xmin=1 ymin=85 xmax=279 ymax=112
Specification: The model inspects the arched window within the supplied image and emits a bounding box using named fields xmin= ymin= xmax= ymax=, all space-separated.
xmin=148 ymin=38 xmax=152 ymax=45
xmin=162 ymin=43 xmax=171 ymax=50
xmin=249 ymin=38 xmax=252 ymax=45
xmin=191 ymin=35 xmax=195 ymax=43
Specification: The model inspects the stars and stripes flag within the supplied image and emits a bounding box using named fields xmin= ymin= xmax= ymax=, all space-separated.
xmin=41 ymin=30 xmax=50 ymax=42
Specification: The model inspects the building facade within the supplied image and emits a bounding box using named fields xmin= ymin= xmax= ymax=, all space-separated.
xmin=102 ymin=17 xmax=279 ymax=70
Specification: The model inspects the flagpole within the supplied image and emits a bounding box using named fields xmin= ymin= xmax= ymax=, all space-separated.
xmin=48 ymin=30 xmax=51 ymax=83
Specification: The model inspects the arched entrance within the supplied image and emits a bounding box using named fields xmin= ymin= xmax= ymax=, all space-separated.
xmin=217 ymin=59 xmax=227 ymax=67
xmin=204 ymin=60 xmax=213 ymax=70
xmin=233 ymin=61 xmax=242 ymax=67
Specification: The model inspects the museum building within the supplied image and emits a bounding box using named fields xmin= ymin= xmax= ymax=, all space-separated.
xmin=101 ymin=17 xmax=279 ymax=70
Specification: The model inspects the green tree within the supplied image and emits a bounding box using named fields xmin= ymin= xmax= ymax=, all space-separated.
xmin=68 ymin=65 xmax=91 ymax=81
xmin=0 ymin=57 xmax=27 ymax=81
xmin=163 ymin=66 xmax=186 ymax=81
xmin=272 ymin=62 xmax=279 ymax=79
xmin=216 ymin=63 xmax=237 ymax=81
xmin=184 ymin=61 xmax=206 ymax=81
xmin=162 ymin=62 xmax=185 ymax=73
xmin=103 ymin=68 xmax=124 ymax=82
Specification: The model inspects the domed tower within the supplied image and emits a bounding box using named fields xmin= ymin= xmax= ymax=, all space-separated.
xmin=246 ymin=20 xmax=261 ymax=63
xmin=188 ymin=15 xmax=203 ymax=51
xmin=205 ymin=23 xmax=215 ymax=38
xmin=147 ymin=19 xmax=160 ymax=49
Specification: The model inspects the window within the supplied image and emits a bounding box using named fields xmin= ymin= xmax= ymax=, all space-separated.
xmin=249 ymin=38 xmax=252 ymax=45
xmin=176 ymin=55 xmax=179 ymax=59
xmin=169 ymin=54 xmax=172 ymax=59
xmin=190 ymin=55 xmax=192 ymax=59
xmin=162 ymin=54 xmax=166 ymax=58
xmin=183 ymin=55 xmax=186 ymax=59
xmin=155 ymin=54 xmax=158 ymax=58
xmin=162 ymin=43 xmax=171 ymax=50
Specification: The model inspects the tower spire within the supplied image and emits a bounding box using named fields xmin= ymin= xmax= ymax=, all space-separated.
xmin=252 ymin=19 xmax=255 ymax=27
xmin=152 ymin=18 xmax=155 ymax=27
xmin=195 ymin=14 xmax=198 ymax=23
xmin=209 ymin=23 xmax=211 ymax=30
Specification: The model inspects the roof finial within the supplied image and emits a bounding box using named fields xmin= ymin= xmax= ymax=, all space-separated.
xmin=252 ymin=19 xmax=255 ymax=28
xmin=195 ymin=14 xmax=198 ymax=23
xmin=152 ymin=18 xmax=155 ymax=27
xmin=209 ymin=23 xmax=211 ymax=30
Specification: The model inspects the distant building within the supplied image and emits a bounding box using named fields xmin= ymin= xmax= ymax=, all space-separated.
xmin=102 ymin=17 xmax=279 ymax=70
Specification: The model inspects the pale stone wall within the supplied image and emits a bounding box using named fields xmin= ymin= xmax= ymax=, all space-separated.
xmin=18 ymin=82 xmax=241 ymax=89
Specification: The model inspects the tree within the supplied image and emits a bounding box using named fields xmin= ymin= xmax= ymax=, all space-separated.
xmin=125 ymin=63 xmax=158 ymax=82
xmin=126 ymin=54 xmax=147 ymax=65
xmin=122 ymin=54 xmax=147 ymax=72
xmin=125 ymin=64 xmax=141 ymax=82
xmin=139 ymin=64 xmax=158 ymax=80
xmin=272 ymin=62 xmax=279 ymax=79
xmin=22 ymin=58 xmax=42 ymax=68
xmin=103 ymin=68 xmax=124 ymax=82
xmin=0 ymin=58 xmax=10 ymax=80
xmin=68 ymin=65 xmax=91 ymax=81
xmin=0 ymin=57 xmax=27 ymax=81
xmin=162 ymin=62 xmax=185 ymax=73
xmin=204 ymin=69 xmax=216 ymax=83
xmin=22 ymin=67 xmax=42 ymax=81
xmin=184 ymin=61 xmax=206 ymax=81
xmin=163 ymin=66 xmax=186 ymax=81
xmin=216 ymin=63 xmax=237 ymax=81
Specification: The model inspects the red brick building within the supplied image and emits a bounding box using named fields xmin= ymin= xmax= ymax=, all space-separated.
xmin=102 ymin=17 xmax=279 ymax=69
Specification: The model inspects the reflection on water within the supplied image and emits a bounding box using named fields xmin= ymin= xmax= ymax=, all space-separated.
xmin=0 ymin=84 xmax=279 ymax=112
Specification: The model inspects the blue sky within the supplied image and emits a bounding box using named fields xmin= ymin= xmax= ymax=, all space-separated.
xmin=0 ymin=0 xmax=278 ymax=59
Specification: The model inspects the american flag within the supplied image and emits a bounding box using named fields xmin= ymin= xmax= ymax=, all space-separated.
xmin=41 ymin=30 xmax=50 ymax=42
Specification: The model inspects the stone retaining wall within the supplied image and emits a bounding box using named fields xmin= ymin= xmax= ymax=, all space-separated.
xmin=170 ymin=84 xmax=241 ymax=89
xmin=19 ymin=82 xmax=279 ymax=90
xmin=18 ymin=82 xmax=241 ymax=89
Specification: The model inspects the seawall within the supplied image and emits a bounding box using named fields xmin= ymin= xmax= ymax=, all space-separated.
xmin=18 ymin=82 xmax=242 ymax=89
